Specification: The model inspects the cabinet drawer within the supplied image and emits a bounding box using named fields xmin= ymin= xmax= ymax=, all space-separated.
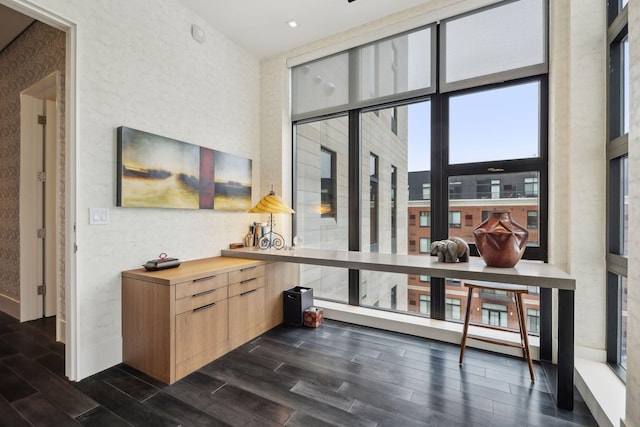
xmin=175 ymin=274 xmax=228 ymax=300
xmin=228 ymin=275 xmax=265 ymax=298
xmin=175 ymin=299 xmax=228 ymax=365
xmin=228 ymin=264 xmax=265 ymax=284
xmin=175 ymin=286 xmax=228 ymax=315
xmin=228 ymin=286 xmax=265 ymax=348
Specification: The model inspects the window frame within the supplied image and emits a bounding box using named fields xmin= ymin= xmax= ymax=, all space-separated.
xmin=291 ymin=0 xmax=548 ymax=330
xmin=605 ymin=1 xmax=629 ymax=381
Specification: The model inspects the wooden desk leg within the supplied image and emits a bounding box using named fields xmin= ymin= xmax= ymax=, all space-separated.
xmin=557 ymin=289 xmax=574 ymax=410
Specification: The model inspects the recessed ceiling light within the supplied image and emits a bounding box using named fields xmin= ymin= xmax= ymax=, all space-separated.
xmin=287 ymin=20 xmax=298 ymax=28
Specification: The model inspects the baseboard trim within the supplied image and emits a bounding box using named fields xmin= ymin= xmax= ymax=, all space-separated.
xmin=77 ymin=336 xmax=122 ymax=380
xmin=0 ymin=294 xmax=20 ymax=319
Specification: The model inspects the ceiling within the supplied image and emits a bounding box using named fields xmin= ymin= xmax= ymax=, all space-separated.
xmin=0 ymin=4 xmax=34 ymax=52
xmin=0 ymin=1 xmax=431 ymax=57
xmin=178 ymin=0 xmax=432 ymax=58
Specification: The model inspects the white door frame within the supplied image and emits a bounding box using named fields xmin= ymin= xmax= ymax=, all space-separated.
xmin=3 ymin=0 xmax=79 ymax=381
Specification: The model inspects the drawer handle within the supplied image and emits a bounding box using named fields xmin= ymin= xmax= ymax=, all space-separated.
xmin=193 ymin=288 xmax=216 ymax=298
xmin=240 ymin=289 xmax=258 ymax=297
xmin=240 ymin=278 xmax=256 ymax=284
xmin=193 ymin=302 xmax=216 ymax=312
xmin=240 ymin=266 xmax=256 ymax=272
xmin=194 ymin=275 xmax=217 ymax=282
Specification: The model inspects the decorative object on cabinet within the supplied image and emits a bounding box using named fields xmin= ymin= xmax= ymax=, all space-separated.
xmin=248 ymin=188 xmax=295 ymax=249
xmin=116 ymin=126 xmax=252 ymax=210
xmin=473 ymin=210 xmax=528 ymax=268
xmin=143 ymin=252 xmax=181 ymax=271
xmin=430 ymin=237 xmax=469 ymax=263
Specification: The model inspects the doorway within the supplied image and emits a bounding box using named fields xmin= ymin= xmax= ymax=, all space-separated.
xmin=2 ymin=0 xmax=78 ymax=380
xmin=20 ymin=72 xmax=61 ymax=334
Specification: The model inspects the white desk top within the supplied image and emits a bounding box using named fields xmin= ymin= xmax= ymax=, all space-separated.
xmin=221 ymin=247 xmax=575 ymax=291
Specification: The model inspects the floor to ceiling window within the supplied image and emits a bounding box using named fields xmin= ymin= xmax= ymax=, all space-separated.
xmin=292 ymin=0 xmax=547 ymax=325
xmin=606 ymin=0 xmax=629 ymax=378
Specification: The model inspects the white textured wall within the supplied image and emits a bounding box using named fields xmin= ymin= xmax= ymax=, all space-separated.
xmin=548 ymin=0 xmax=608 ymax=355
xmin=27 ymin=0 xmax=261 ymax=378
xmin=625 ymin=1 xmax=640 ymax=425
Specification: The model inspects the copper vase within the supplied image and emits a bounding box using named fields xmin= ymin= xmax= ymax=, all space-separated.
xmin=473 ymin=211 xmax=528 ymax=268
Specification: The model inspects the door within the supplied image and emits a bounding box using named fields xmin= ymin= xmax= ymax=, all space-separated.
xmin=20 ymin=72 xmax=59 ymax=322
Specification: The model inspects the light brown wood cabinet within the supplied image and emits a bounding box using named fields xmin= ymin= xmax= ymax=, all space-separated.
xmin=122 ymin=257 xmax=295 ymax=384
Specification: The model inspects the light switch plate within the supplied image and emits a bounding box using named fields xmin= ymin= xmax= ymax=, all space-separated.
xmin=89 ymin=208 xmax=110 ymax=225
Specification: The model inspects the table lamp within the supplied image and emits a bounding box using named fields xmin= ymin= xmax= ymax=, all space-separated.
xmin=248 ymin=188 xmax=295 ymax=249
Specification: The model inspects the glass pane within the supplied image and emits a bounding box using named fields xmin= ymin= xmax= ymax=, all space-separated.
xmin=624 ymin=37 xmax=629 ymax=134
xmin=443 ymin=0 xmax=545 ymax=87
xmin=623 ymin=156 xmax=629 ymax=256
xmin=449 ymin=81 xmax=540 ymax=164
xmin=448 ymin=172 xmax=540 ymax=247
xmin=320 ymin=148 xmax=336 ymax=217
xmin=610 ymin=36 xmax=629 ymax=140
xmin=359 ymin=27 xmax=433 ymax=102
xmin=362 ymin=100 xmax=431 ymax=315
xmin=295 ymin=117 xmax=349 ymax=302
xmin=292 ymin=53 xmax=349 ymax=116
xmin=361 ymin=270 xmax=408 ymax=311
xmin=621 ymin=276 xmax=628 ymax=369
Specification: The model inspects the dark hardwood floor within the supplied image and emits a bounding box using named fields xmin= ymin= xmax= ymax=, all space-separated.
xmin=0 ymin=311 xmax=597 ymax=426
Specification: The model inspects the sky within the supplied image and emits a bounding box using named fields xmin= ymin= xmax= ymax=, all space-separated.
xmin=407 ymin=81 xmax=540 ymax=172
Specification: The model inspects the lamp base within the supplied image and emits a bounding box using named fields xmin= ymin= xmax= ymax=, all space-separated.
xmin=257 ymin=230 xmax=286 ymax=249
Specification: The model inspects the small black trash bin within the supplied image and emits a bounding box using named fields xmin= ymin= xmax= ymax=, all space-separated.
xmin=283 ymin=286 xmax=313 ymax=326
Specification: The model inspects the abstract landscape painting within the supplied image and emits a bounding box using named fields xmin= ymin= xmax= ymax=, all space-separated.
xmin=116 ymin=127 xmax=252 ymax=210
xmin=213 ymin=151 xmax=252 ymax=211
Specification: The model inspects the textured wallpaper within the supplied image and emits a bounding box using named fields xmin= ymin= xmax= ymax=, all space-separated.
xmin=0 ymin=21 xmax=65 ymax=315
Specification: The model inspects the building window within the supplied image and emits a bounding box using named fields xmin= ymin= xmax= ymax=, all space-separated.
xmin=320 ymin=147 xmax=337 ymax=217
xmin=491 ymin=179 xmax=500 ymax=199
xmin=449 ymin=181 xmax=462 ymax=199
xmin=446 ymin=298 xmax=461 ymax=320
xmin=409 ymin=240 xmax=416 ymax=252
xmin=482 ymin=211 xmax=491 ymax=222
xmin=524 ymin=177 xmax=538 ymax=197
xmin=527 ymin=308 xmax=540 ymax=334
xmin=419 ymin=238 xmax=430 ymax=253
xmin=422 ymin=183 xmax=431 ymax=200
xmin=370 ymin=153 xmax=379 ymax=252
xmin=391 ymin=106 xmax=398 ymax=135
xmin=527 ymin=210 xmax=538 ymax=229
xmin=419 ymin=294 xmax=430 ymax=316
xmin=465 ymin=214 xmax=473 ymax=227
xmin=482 ymin=303 xmax=508 ymax=328
xmin=409 ymin=214 xmax=416 ymax=226
xmin=391 ymin=165 xmax=397 ymax=253
xmin=449 ymin=211 xmax=461 ymax=228
xmin=446 ymin=278 xmax=461 ymax=287
xmin=419 ymin=211 xmax=430 ymax=227
xmin=391 ymin=285 xmax=397 ymax=310
xmin=419 ymin=275 xmax=429 ymax=282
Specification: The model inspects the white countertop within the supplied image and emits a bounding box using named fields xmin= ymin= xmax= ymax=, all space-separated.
xmin=221 ymin=247 xmax=575 ymax=291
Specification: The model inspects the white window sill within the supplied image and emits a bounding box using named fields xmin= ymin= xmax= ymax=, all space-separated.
xmin=575 ymin=357 xmax=626 ymax=427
